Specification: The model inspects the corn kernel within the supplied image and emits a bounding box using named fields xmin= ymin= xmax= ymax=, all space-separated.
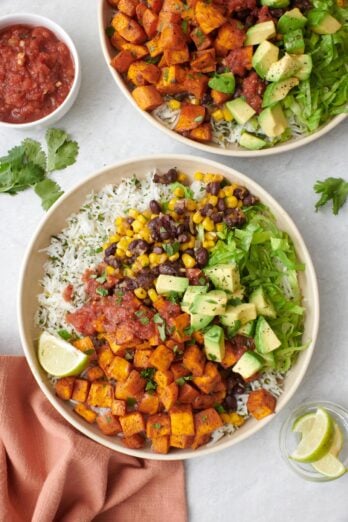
xmin=138 ymin=254 xmax=149 ymax=267
xmin=220 ymin=412 xmax=245 ymax=427
xmin=216 ymin=223 xmax=225 ymax=233
xmin=137 ymin=215 xmax=147 ymax=224
xmin=226 ymin=196 xmax=238 ymax=208
xmin=186 ymin=199 xmax=196 ymax=211
xmin=132 ymin=220 xmax=143 ymax=233
xmin=194 ymin=172 xmax=204 ymax=181
xmin=106 ymin=266 xmax=116 ymax=275
xmin=128 ymin=209 xmax=139 ymax=219
xmin=115 ymin=217 xmax=123 ymax=226
xmin=203 ymin=240 xmax=215 ymax=249
xmin=223 ymin=186 xmax=234 ymax=196
xmin=138 ymin=228 xmax=152 ymax=242
xmin=192 ymin=211 xmax=203 ymax=224
xmin=143 ymin=210 xmax=152 ymax=219
xmin=174 ymin=186 xmax=185 ymax=198
xmin=208 ymin=195 xmax=218 ymax=206
xmin=125 ymin=229 xmax=134 ymax=237
xmin=178 ymin=172 xmax=187 ymax=183
xmin=118 ymin=237 xmax=129 ymax=249
xmin=218 ymin=189 xmax=226 ymax=198
xmin=158 ymin=253 xmax=168 ymax=264
xmin=170 ymin=211 xmax=179 ymax=220
xmin=205 ymin=232 xmax=216 ymax=241
xmin=212 ymin=109 xmax=224 ymax=121
xmin=182 ymin=253 xmax=196 ymax=268
xmin=124 ymin=267 xmax=134 ymax=277
xmin=109 ymin=234 xmax=120 ymax=243
xmin=180 ymin=236 xmax=195 ymax=250
xmin=149 ymin=253 xmax=157 ymax=265
xmin=169 ymin=252 xmax=180 ymax=262
xmin=134 ymin=288 xmax=147 ymax=299
xmin=202 ymin=217 xmax=214 ymax=231
xmin=148 ymin=289 xmax=158 ymax=302
xmin=168 ymin=198 xmax=177 ymax=211
xmin=125 ymin=249 xmax=133 ymax=258
xmin=190 ymin=98 xmax=199 ymax=105
xmin=168 ymin=99 xmax=181 ymax=110
xmin=222 ymin=105 xmax=234 ymax=122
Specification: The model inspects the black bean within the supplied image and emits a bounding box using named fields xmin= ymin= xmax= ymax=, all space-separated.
xmin=152 ymin=246 xmax=163 ymax=254
xmin=175 ymin=200 xmax=186 ymax=215
xmin=136 ymin=268 xmax=157 ymax=289
xmin=223 ymin=395 xmax=237 ymax=412
xmin=211 ymin=212 xmax=223 ymax=223
xmin=153 ymin=168 xmax=178 ymax=185
xmin=206 ymin=181 xmax=220 ymax=196
xmin=149 ymin=200 xmax=161 ymax=214
xmin=234 ymin=187 xmax=249 ymax=200
xmin=200 ymin=203 xmax=214 ymax=217
xmin=195 ymin=247 xmax=209 ymax=267
xmin=176 ymin=223 xmax=185 ymax=236
xmin=104 ymin=242 xmax=117 ymax=257
xmin=269 ymin=7 xmax=286 ymax=17
xmin=224 ymin=209 xmax=246 ymax=229
xmin=178 ymin=233 xmax=189 ymax=243
xmin=185 ymin=248 xmax=195 ymax=256
xmin=217 ymin=198 xmax=226 ymax=211
xmin=243 ymin=194 xmax=259 ymax=206
xmin=128 ymin=239 xmax=149 ymax=255
xmin=159 ymin=262 xmax=181 ymax=276
xmin=202 ymin=92 xmax=213 ymax=106
xmin=104 ymin=255 xmax=121 ymax=269
xmin=117 ymin=278 xmax=137 ymax=291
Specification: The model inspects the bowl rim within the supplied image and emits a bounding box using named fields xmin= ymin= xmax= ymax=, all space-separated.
xmin=97 ymin=0 xmax=346 ymax=158
xmin=18 ymin=154 xmax=320 ymax=460
xmin=0 ymin=12 xmax=81 ymax=129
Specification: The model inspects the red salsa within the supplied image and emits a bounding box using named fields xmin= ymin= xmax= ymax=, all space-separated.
xmin=0 ymin=25 xmax=75 ymax=124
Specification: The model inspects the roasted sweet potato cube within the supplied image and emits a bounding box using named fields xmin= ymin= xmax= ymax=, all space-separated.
xmin=191 ymin=433 xmax=210 ymax=450
xmin=164 ymin=46 xmax=190 ymax=66
xmin=86 ymin=366 xmax=105 ymax=382
xmin=190 ymin=27 xmax=213 ymax=51
xmin=74 ymin=403 xmax=97 ymax=424
xmin=148 ymin=0 xmax=163 ymax=13
xmin=175 ymin=105 xmax=206 ymax=133
xmin=183 ymin=72 xmax=208 ymax=101
xmin=107 ymin=356 xmax=132 ymax=382
xmin=73 ymin=336 xmax=94 ymax=353
xmin=55 ymin=377 xmax=75 ymax=400
xmin=191 ymin=48 xmax=216 ymax=73
xmin=193 ymin=330 xmax=204 ymax=345
xmin=158 ymin=382 xmax=179 ymax=411
xmin=178 ymin=383 xmax=200 ymax=404
xmin=107 ymin=0 xmax=120 ymax=7
xmin=183 ymin=344 xmax=205 ymax=377
xmin=142 ymin=8 xmax=159 ymax=38
xmin=122 ymin=434 xmax=146 ymax=449
xmin=111 ymin=399 xmax=127 ymax=416
xmin=168 ymin=313 xmax=191 ymax=342
xmin=192 ymin=394 xmax=215 ymax=410
xmin=136 ymin=3 xmax=147 ymax=21
xmin=124 ymin=370 xmax=146 ymax=395
xmin=193 ymin=362 xmax=221 ymax=394
xmin=102 ymin=335 xmax=127 ymax=356
xmin=138 ymin=392 xmax=160 ymax=414
xmin=189 ymin=123 xmax=212 ymax=143
xmin=152 ymin=435 xmax=170 ymax=454
xmin=170 ymin=404 xmax=195 ymax=436
xmin=97 ymin=344 xmax=115 ymax=372
xmin=211 ymin=89 xmax=232 ymax=105
xmin=247 ymin=389 xmax=276 ymax=420
xmin=132 ymin=85 xmax=163 ymax=111
xmin=134 ymin=349 xmax=153 ymax=369
xmin=112 ymin=12 xmax=147 ymax=44
xmin=154 ymin=369 xmax=174 ymax=388
xmin=159 ymin=23 xmax=186 ymax=50
xmin=195 ymin=1 xmax=226 ymax=34
xmin=156 ymin=65 xmax=186 ymax=95
xmin=111 ymin=31 xmax=128 ymax=51
xmin=118 ymin=0 xmax=138 ymax=17
xmin=195 ymin=408 xmax=223 ymax=436
xmin=146 ymin=413 xmax=171 ymax=438
xmin=149 ymin=344 xmax=174 ymax=371
xmin=120 ymin=412 xmax=145 ymax=437
xmin=170 ymin=434 xmax=194 ymax=449
xmin=113 ymin=323 xmax=137 ymax=345
xmin=128 ymin=61 xmax=161 ymax=86
xmin=111 ymin=50 xmax=136 ymax=73
xmin=87 ymin=382 xmax=114 ymax=408
xmin=162 ymin=0 xmax=185 ymax=12
xmin=96 ymin=413 xmax=122 ymax=436
xmin=72 ymin=379 xmax=90 ymax=403
xmin=122 ymin=43 xmax=149 ymax=59
xmin=171 ymin=363 xmax=191 ymax=380
xmin=157 ymin=10 xmax=181 ymax=31
xmin=215 ymin=21 xmax=245 ymax=57
xmin=146 ymin=34 xmax=163 ymax=57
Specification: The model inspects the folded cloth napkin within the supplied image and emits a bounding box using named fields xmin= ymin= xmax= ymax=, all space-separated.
xmin=0 ymin=356 xmax=187 ymax=522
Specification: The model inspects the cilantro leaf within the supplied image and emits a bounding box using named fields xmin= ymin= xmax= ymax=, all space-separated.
xmin=314 ymin=177 xmax=348 ymax=215
xmin=34 ymin=179 xmax=64 ymax=210
xmin=46 ymin=129 xmax=79 ymax=172
xmin=22 ymin=139 xmax=47 ymax=170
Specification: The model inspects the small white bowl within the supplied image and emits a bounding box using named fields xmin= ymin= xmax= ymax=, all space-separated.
xmin=0 ymin=13 xmax=81 ymax=130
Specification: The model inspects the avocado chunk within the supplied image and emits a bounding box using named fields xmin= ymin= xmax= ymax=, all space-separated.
xmin=237 ymin=320 xmax=255 ymax=337
xmin=284 ymin=29 xmax=305 ymax=54
xmin=249 ymin=287 xmax=276 ymax=318
xmin=261 ymin=0 xmax=289 ymax=7
xmin=252 ymin=41 xmax=279 ymax=79
xmin=258 ymin=103 xmax=288 ymax=138
xmin=220 ymin=303 xmax=257 ymax=328
xmin=181 ymin=285 xmax=208 ymax=312
xmin=266 ymin=54 xmax=300 ymax=82
xmin=156 ymin=275 xmax=189 ymax=295
xmin=260 ymin=351 xmax=276 ymax=368
xmin=293 ymin=54 xmax=312 ymax=80
xmin=245 ymin=21 xmax=276 ymax=46
xmin=262 ymin=77 xmax=299 ymax=108
xmin=225 ymin=98 xmax=256 ymax=125
xmin=190 ymin=290 xmax=227 ymax=316
xmin=204 ymin=325 xmax=225 ymax=362
xmin=255 ymin=316 xmax=281 ymax=353
xmin=277 ymin=8 xmax=307 ymax=34
xmin=239 ymin=132 xmax=267 ymax=150
xmin=190 ymin=313 xmax=214 ymax=332
xmin=233 ymin=351 xmax=264 ymax=380
xmin=205 ymin=263 xmax=240 ymax=293
xmin=307 ymin=9 xmax=342 ymax=34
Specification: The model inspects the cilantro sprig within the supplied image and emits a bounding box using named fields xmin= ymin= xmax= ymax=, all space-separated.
xmin=0 ymin=129 xmax=79 ymax=210
xmin=314 ymin=177 xmax=348 ymax=215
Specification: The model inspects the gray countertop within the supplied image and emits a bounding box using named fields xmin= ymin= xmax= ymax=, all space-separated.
xmin=1 ymin=1 xmax=347 ymax=521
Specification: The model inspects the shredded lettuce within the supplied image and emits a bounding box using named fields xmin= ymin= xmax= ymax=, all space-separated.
xmin=208 ymin=204 xmax=306 ymax=372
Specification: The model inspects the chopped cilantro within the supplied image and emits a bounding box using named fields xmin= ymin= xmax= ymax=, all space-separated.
xmin=105 ymin=26 xmax=115 ymax=38
xmin=175 ymin=375 xmax=193 ymax=386
xmin=34 ymin=179 xmax=63 ymax=210
xmin=214 ymin=404 xmax=226 ymax=414
xmin=125 ymin=350 xmax=134 ymax=361
xmin=46 ymin=129 xmax=79 ymax=172
xmin=152 ymin=423 xmax=162 ymax=430
xmin=140 ymin=368 xmax=156 ymax=380
xmin=194 ymin=115 xmax=204 ymax=123
xmin=126 ymin=397 xmax=137 ymax=408
xmin=201 ymin=415 xmax=208 ymax=422
xmin=96 ymin=287 xmax=108 ymax=297
xmin=208 ymin=353 xmax=217 ymax=361
xmin=84 ymin=349 xmax=95 ymax=356
xmin=145 ymin=380 xmax=157 ymax=392
xmin=57 ymin=329 xmax=72 ymax=341
xmin=163 ymin=242 xmax=180 ymax=256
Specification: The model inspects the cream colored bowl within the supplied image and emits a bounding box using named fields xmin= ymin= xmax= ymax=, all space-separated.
xmin=18 ymin=155 xmax=319 ymax=460
xmin=98 ymin=1 xmax=345 ymax=157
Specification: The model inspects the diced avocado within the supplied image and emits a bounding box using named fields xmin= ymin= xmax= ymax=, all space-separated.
xmin=220 ymin=303 xmax=257 ymax=327
xmin=252 ymin=41 xmax=279 ymax=79
xmin=190 ymin=313 xmax=214 ymax=332
xmin=181 ymin=286 xmax=208 ymax=312
xmin=277 ymin=8 xmax=307 ymax=34
xmin=205 ymin=264 xmax=240 ymax=293
xmin=239 ymin=132 xmax=267 ymax=150
xmin=260 ymin=351 xmax=276 ymax=368
xmin=230 ymin=286 xmax=245 ymax=300
xmin=249 ymin=287 xmax=276 ymax=318
xmin=233 ymin=351 xmax=264 ymax=380
xmin=261 ymin=0 xmax=289 ymax=7
xmin=204 ymin=325 xmax=225 ymax=362
xmin=266 ymin=54 xmax=300 ymax=82
xmin=258 ymin=103 xmax=288 ymax=138
xmin=156 ymin=275 xmax=189 ymax=295
xmin=262 ymin=77 xmax=299 ymax=108
xmin=307 ymin=9 xmax=342 ymax=34
xmin=284 ymin=29 xmax=305 ymax=54
xmin=225 ymin=98 xmax=256 ymax=125
xmin=190 ymin=290 xmax=227 ymax=316
xmin=238 ymin=320 xmax=255 ymax=337
xmin=293 ymin=54 xmax=313 ymax=80
xmin=255 ymin=316 xmax=281 ymax=353
xmin=245 ymin=21 xmax=276 ymax=46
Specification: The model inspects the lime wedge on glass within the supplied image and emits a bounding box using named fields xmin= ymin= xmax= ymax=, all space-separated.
xmin=291 ymin=407 xmax=334 ymax=463
xmin=292 ymin=412 xmax=316 ymax=433
xmin=38 ymin=331 xmax=89 ymax=377
xmin=312 ymin=453 xmax=346 ymax=479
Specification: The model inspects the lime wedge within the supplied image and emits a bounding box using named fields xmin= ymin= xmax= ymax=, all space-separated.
xmin=291 ymin=407 xmax=334 ymax=463
xmin=38 ymin=331 xmax=89 ymax=377
xmin=312 ymin=453 xmax=346 ymax=479
xmin=292 ymin=412 xmax=316 ymax=433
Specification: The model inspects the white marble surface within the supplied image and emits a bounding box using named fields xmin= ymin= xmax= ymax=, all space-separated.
xmin=1 ymin=1 xmax=348 ymax=520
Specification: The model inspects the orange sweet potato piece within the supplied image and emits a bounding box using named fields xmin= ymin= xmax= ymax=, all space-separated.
xmin=191 ymin=433 xmax=210 ymax=450
xmin=168 ymin=313 xmax=191 ymax=342
xmin=146 ymin=413 xmax=171 ymax=438
xmin=74 ymin=403 xmax=97 ymax=424
xmin=133 ymin=349 xmax=153 ymax=369
xmin=96 ymin=413 xmax=123 ymax=435
xmin=102 ymin=335 xmax=127 ymax=356
xmin=195 ymin=1 xmax=226 ymax=34
xmin=215 ymin=21 xmax=245 ymax=57
xmin=192 ymin=394 xmax=215 ymax=410
xmin=193 ymin=362 xmax=221 ymax=394
xmin=170 ymin=434 xmax=194 ymax=449
xmin=178 ymin=382 xmax=200 ymax=404
xmin=171 ymin=362 xmax=191 ymax=380
xmin=189 ymin=123 xmax=212 ymax=143
xmin=107 ymin=356 xmax=132 ymax=382
xmin=162 ymin=0 xmax=185 ymax=12
xmin=123 ymin=370 xmax=146 ymax=395
xmin=72 ymin=379 xmax=90 ymax=403
xmin=136 ymin=3 xmax=147 ymax=22
xmin=159 ymin=23 xmax=186 ymax=50
xmin=190 ymin=27 xmax=213 ymax=51
xmin=193 ymin=330 xmax=204 ymax=345
xmin=157 ymin=10 xmax=181 ymax=31
xmin=111 ymin=31 xmax=127 ymax=50
xmin=132 ymin=85 xmax=163 ymax=111
xmin=183 ymin=72 xmax=209 ymax=100
xmin=108 ymin=0 xmax=120 ymax=7
xmin=55 ymin=377 xmax=75 ymax=400
xmin=194 ymin=408 xmax=223 ymax=436
xmin=154 ymin=369 xmax=174 ymax=388
xmin=152 ymin=435 xmax=170 ymax=454
xmin=73 ymin=336 xmax=94 ymax=353
xmin=183 ymin=344 xmax=205 ymax=377
xmin=143 ymin=8 xmax=159 ymax=38
xmin=158 ymin=382 xmax=179 ymax=411
xmin=149 ymin=344 xmax=175 ymax=371
xmin=87 ymin=382 xmax=114 ymax=408
xmin=111 ymin=399 xmax=127 ymax=416
xmin=148 ymin=0 xmax=163 ymax=13
xmin=122 ymin=434 xmax=146 ymax=448
xmin=112 ymin=12 xmax=147 ymax=44
xmin=175 ymin=104 xmax=206 ymax=132
xmin=122 ymin=42 xmax=149 ymax=59
xmin=211 ymin=89 xmax=232 ymax=105
xmin=191 ymin=48 xmax=216 ymax=73
xmin=86 ymin=366 xmax=105 ymax=382
xmin=120 ymin=411 xmax=146 ymax=437
xmin=220 ymin=341 xmax=240 ymax=368
xmin=156 ymin=65 xmax=186 ymax=94
xmin=138 ymin=392 xmax=160 ymax=414
xmin=113 ymin=323 xmax=137 ymax=345
xmin=247 ymin=389 xmax=276 ymax=420
xmin=111 ymin=50 xmax=136 ymax=73
xmin=146 ymin=34 xmax=163 ymax=57
xmin=118 ymin=0 xmax=138 ymax=17
xmin=169 ymin=404 xmax=195 ymax=436
xmin=164 ymin=46 xmax=190 ymax=66
xmin=128 ymin=61 xmax=161 ymax=86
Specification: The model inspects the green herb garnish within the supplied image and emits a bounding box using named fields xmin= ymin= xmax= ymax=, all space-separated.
xmin=96 ymin=287 xmax=108 ymax=297
xmin=175 ymin=375 xmax=193 ymax=386
xmin=57 ymin=329 xmax=72 ymax=341
xmin=314 ymin=177 xmax=348 ymax=215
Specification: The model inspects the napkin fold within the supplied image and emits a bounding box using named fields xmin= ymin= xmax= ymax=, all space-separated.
xmin=0 ymin=356 xmax=187 ymax=522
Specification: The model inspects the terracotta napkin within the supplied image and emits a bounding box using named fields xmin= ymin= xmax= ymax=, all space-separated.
xmin=0 ymin=356 xmax=187 ymax=522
